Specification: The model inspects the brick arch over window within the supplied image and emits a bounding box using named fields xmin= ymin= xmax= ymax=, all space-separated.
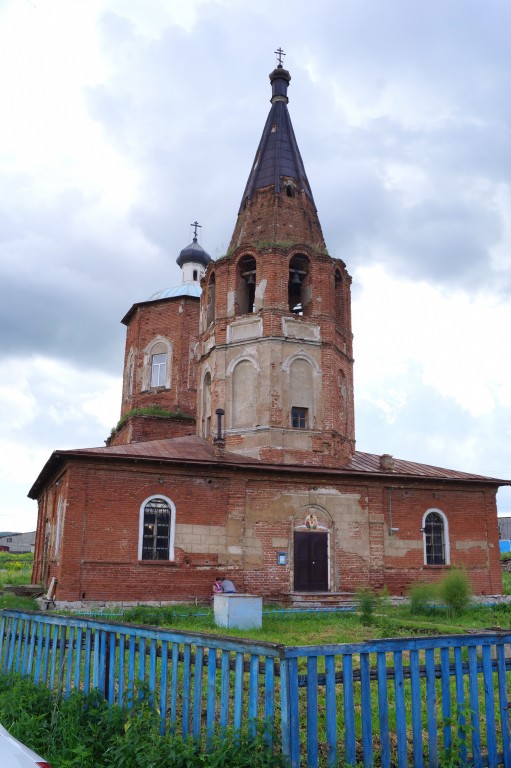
xmin=138 ymin=495 xmax=176 ymax=561
xmin=142 ymin=337 xmax=172 ymax=391
xmin=422 ymin=508 xmax=450 ymax=566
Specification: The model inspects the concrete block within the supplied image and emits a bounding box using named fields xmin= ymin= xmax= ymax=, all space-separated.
xmin=214 ymin=594 xmax=263 ymax=630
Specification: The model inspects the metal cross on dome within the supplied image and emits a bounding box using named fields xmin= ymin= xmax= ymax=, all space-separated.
xmin=274 ymin=47 xmax=286 ymax=67
xmin=191 ymin=220 xmax=201 ymax=241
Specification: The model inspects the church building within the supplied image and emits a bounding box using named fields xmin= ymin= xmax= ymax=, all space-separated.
xmin=30 ymin=58 xmax=507 ymax=605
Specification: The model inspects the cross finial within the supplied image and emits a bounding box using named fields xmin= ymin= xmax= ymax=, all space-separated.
xmin=191 ymin=220 xmax=201 ymax=241
xmin=274 ymin=47 xmax=286 ymax=68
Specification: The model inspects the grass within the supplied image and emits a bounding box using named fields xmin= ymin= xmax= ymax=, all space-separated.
xmin=0 ymin=674 xmax=287 ymax=768
xmin=502 ymin=570 xmax=511 ymax=594
xmin=73 ymin=600 xmax=511 ymax=646
xmin=0 ymin=552 xmax=33 ymax=588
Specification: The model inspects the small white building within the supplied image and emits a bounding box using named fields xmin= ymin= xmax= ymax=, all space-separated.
xmin=0 ymin=532 xmax=36 ymax=554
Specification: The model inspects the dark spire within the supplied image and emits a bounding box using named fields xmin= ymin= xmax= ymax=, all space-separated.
xmin=237 ymin=57 xmax=315 ymax=212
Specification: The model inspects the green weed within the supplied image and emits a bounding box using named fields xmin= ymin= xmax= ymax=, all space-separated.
xmin=438 ymin=568 xmax=472 ymax=618
xmin=0 ymin=674 xmax=287 ymax=768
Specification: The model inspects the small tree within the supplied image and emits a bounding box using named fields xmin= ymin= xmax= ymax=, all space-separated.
xmin=439 ymin=568 xmax=471 ymax=617
xmin=356 ymin=588 xmax=377 ymax=625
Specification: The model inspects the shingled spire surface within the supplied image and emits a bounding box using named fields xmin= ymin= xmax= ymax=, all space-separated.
xmin=238 ymin=65 xmax=315 ymax=212
xmin=229 ymin=58 xmax=325 ymax=251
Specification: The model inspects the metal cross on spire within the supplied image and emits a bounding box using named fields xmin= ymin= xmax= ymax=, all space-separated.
xmin=191 ymin=220 xmax=201 ymax=241
xmin=274 ymin=47 xmax=286 ymax=67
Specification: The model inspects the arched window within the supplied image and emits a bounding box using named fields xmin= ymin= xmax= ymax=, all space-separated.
xmin=423 ymin=509 xmax=449 ymax=565
xmin=142 ymin=338 xmax=172 ymax=391
xmin=235 ymin=255 xmax=256 ymax=315
xmin=138 ymin=495 xmax=176 ymax=561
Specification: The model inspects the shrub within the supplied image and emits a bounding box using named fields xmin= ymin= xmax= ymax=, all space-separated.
xmin=439 ymin=568 xmax=471 ymax=617
xmin=356 ymin=588 xmax=377 ymax=625
xmin=408 ymin=582 xmax=438 ymax=615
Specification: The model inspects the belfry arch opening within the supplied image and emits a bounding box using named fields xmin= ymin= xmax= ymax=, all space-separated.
xmin=236 ymin=255 xmax=256 ymax=315
xmin=288 ymin=255 xmax=309 ymax=315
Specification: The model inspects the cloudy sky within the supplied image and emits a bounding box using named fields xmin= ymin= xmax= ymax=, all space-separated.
xmin=1 ymin=0 xmax=510 ymax=533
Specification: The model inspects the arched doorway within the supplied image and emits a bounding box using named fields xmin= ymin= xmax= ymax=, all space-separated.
xmin=293 ymin=508 xmax=330 ymax=592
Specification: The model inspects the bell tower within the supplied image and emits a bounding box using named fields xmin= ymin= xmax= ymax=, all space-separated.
xmin=198 ymin=55 xmax=355 ymax=466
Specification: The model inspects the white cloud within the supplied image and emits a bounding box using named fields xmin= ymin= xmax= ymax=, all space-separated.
xmin=354 ymin=265 xmax=511 ymax=418
xmin=1 ymin=0 xmax=510 ymax=530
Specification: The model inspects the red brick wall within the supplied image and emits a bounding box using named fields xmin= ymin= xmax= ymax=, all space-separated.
xmin=109 ymin=415 xmax=196 ymax=446
xmin=120 ymin=296 xmax=200 ymax=426
xmin=33 ymin=457 xmax=502 ymax=602
xmin=229 ymin=184 xmax=326 ymax=252
xmin=200 ymin=240 xmax=356 ymax=464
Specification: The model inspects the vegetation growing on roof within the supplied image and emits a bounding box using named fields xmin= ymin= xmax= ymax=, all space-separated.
xmin=109 ymin=407 xmax=194 ymax=438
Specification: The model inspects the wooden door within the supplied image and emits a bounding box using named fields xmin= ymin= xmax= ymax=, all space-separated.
xmin=293 ymin=532 xmax=328 ymax=591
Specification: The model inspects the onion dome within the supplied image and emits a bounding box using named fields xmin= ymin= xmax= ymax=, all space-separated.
xmin=176 ymin=236 xmax=211 ymax=269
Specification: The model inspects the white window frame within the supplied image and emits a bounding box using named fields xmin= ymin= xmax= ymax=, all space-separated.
xmin=138 ymin=495 xmax=176 ymax=561
xmin=142 ymin=337 xmax=172 ymax=391
xmin=422 ymin=508 xmax=450 ymax=566
xmin=150 ymin=353 xmax=167 ymax=387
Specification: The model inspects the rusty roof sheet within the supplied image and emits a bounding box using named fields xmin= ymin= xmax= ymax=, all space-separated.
xmin=347 ymin=451 xmax=500 ymax=481
xmin=28 ymin=435 xmax=510 ymax=500
xmin=70 ymin=436 xmax=255 ymax=463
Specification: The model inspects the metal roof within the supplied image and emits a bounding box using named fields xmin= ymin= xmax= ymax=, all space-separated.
xmin=148 ymin=283 xmax=202 ymax=301
xmin=28 ymin=436 xmax=510 ymax=500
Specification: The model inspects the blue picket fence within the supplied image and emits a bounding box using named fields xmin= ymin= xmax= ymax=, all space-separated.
xmin=1 ymin=609 xmax=511 ymax=767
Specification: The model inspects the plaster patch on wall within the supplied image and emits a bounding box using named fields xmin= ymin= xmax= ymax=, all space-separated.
xmin=456 ymin=540 xmax=488 ymax=551
xmin=255 ymin=278 xmax=267 ymax=299
xmin=175 ymin=523 xmax=226 ymax=554
xmin=227 ymin=316 xmax=263 ymax=342
xmin=386 ymin=539 xmax=423 ymax=556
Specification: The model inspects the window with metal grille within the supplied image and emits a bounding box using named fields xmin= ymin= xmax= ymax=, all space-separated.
xmin=424 ymin=511 xmax=446 ymax=565
xmin=150 ymin=353 xmax=166 ymax=387
xmin=142 ymin=498 xmax=171 ymax=560
xmin=291 ymin=406 xmax=308 ymax=429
